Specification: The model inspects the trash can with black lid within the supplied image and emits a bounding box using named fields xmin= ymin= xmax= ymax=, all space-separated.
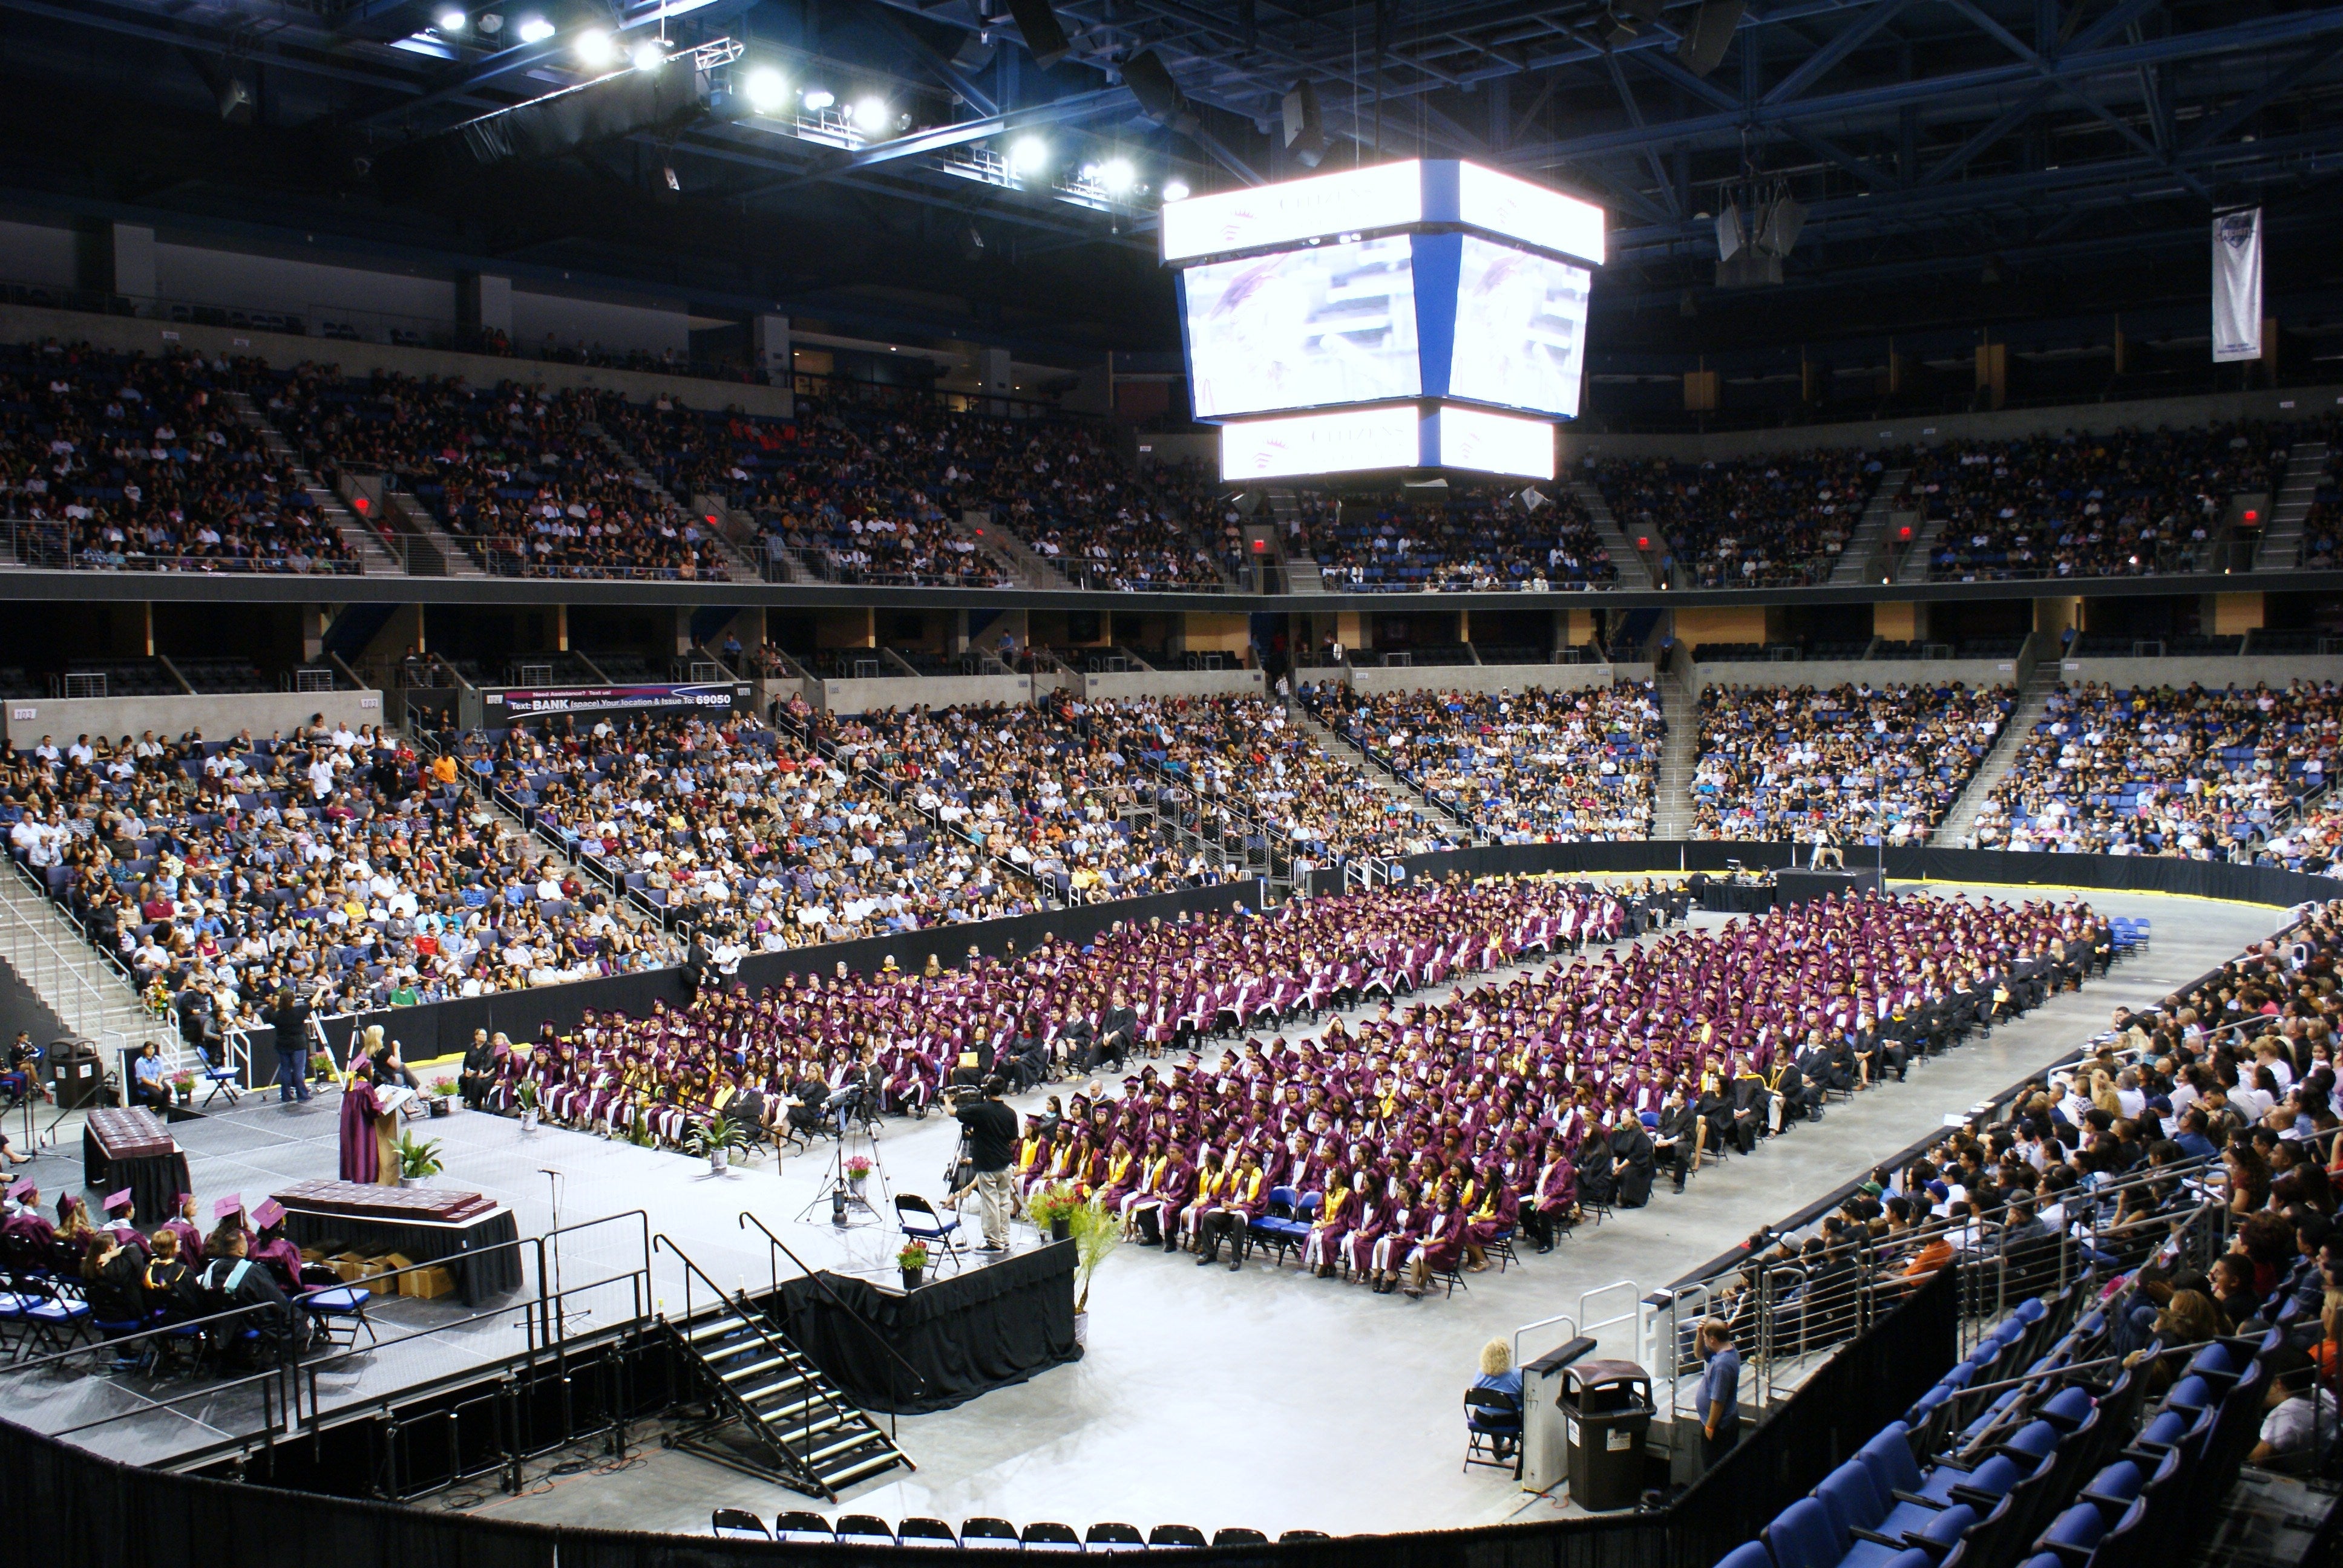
xmin=47 ymin=1038 xmax=105 ymax=1109
xmin=1561 ymin=1359 xmax=1653 ymax=1511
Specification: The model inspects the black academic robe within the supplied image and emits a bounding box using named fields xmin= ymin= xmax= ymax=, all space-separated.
xmin=1610 ymin=1123 xmax=1656 ymax=1207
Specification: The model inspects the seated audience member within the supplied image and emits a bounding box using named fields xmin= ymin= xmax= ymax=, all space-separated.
xmin=1468 ymin=1339 xmax=1525 ymax=1457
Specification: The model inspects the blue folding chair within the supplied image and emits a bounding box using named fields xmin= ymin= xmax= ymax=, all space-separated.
xmin=897 ymin=1192 xmax=964 ymax=1275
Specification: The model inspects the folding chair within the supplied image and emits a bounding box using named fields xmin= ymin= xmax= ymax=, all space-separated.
xmin=772 ymin=1511 xmax=835 ymax=1544
xmin=1020 ymin=1522 xmax=1083 ymax=1552
xmin=710 ymin=1509 xmax=769 ymax=1540
xmin=200 ymin=1062 xmax=243 ymax=1109
xmin=1147 ymin=1524 xmax=1208 ymax=1548
xmin=898 ymin=1193 xmax=965 ymax=1275
xmin=1464 ymin=1386 xmax=1524 ymax=1478
xmin=959 ymin=1517 xmax=1020 ymax=1550
xmin=1211 ymin=1529 xmax=1268 ymax=1547
xmin=896 ymin=1518 xmax=960 ymax=1549
xmin=1083 ymin=1523 xmax=1147 ymax=1553
xmin=837 ymin=1516 xmax=896 ymax=1546
xmin=302 ymin=1284 xmax=378 ymax=1348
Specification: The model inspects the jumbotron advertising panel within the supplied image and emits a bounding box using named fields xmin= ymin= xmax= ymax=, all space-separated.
xmin=1163 ymin=160 xmax=1601 ymax=480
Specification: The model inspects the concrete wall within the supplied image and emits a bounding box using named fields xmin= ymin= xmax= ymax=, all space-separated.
xmin=510 ymin=290 xmax=689 ymax=358
xmin=0 ymin=218 xmax=77 ymax=289
xmin=817 ymin=673 xmax=1040 ymax=713
xmin=2052 ymin=656 xmax=2343 ymax=690
xmin=0 ymin=301 xmax=793 ymax=419
xmin=153 ymin=243 xmax=454 ymax=330
xmin=1330 ymin=661 xmax=1657 ymax=697
xmin=1694 ymin=658 xmax=2020 ymax=694
xmin=2 ymin=689 xmax=386 ymax=747
xmin=1076 ymin=667 xmax=1266 ymax=702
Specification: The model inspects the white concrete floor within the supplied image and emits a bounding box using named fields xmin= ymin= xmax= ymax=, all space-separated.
xmin=442 ymin=882 xmax=2284 ymax=1541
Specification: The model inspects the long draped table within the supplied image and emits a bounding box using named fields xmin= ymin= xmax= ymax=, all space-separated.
xmin=768 ymin=1239 xmax=1081 ymax=1413
xmin=270 ymin=1180 xmax=525 ymax=1307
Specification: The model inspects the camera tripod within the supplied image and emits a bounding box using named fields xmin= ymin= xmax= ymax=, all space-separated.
xmin=793 ymin=1119 xmax=891 ymax=1229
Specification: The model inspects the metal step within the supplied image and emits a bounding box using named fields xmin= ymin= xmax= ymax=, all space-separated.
xmin=658 ymin=1268 xmax=912 ymax=1502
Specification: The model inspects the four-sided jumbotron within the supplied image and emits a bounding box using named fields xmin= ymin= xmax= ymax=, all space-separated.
xmin=1162 ymin=160 xmax=1604 ymax=483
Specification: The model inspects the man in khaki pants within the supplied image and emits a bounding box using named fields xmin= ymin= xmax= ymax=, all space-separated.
xmin=953 ymin=1075 xmax=1020 ymax=1252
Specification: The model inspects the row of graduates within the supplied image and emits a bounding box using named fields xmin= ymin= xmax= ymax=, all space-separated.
xmin=981 ymin=887 xmax=2103 ymax=1300
xmin=1 ymin=1179 xmax=315 ymax=1357
xmin=456 ymin=876 xmax=1674 ymax=1148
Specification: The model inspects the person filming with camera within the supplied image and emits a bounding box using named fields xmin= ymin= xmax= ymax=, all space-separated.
xmin=951 ymin=1076 xmax=1020 ymax=1253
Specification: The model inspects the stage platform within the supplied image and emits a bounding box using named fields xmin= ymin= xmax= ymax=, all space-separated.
xmin=0 ymin=883 xmax=2287 ymax=1535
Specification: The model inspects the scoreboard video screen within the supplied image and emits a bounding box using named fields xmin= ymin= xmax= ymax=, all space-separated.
xmin=1164 ymin=161 xmax=1602 ymax=479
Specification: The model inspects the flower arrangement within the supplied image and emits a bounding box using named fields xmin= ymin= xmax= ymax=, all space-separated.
xmin=845 ymin=1154 xmax=874 ymax=1183
xmin=428 ymin=1077 xmax=459 ymax=1098
xmin=897 ymin=1240 xmax=929 ymax=1270
xmin=310 ymin=1050 xmax=336 ymax=1078
xmin=168 ymin=1071 xmax=195 ymax=1091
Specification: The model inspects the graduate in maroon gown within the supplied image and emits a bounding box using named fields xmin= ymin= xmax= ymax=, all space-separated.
xmin=338 ymin=1055 xmax=387 ymax=1184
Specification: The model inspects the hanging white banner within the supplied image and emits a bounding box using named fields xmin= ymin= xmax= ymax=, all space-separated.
xmin=2212 ymin=207 xmax=2263 ymax=364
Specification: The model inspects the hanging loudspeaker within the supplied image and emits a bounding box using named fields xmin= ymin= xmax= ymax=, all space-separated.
xmin=1681 ymin=0 xmax=1745 ymax=78
xmin=1714 ymin=203 xmax=1744 ymax=262
xmin=1755 ymin=195 xmax=1806 ymax=258
xmin=1002 ymin=0 xmax=1072 ymax=69
xmin=1123 ymin=50 xmax=1184 ymax=122
xmin=1282 ymin=79 xmax=1328 ymax=168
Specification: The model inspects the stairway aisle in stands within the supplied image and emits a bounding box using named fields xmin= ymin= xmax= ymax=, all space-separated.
xmin=2255 ymin=434 xmax=2330 ymax=569
xmin=225 ymin=391 xmax=407 ymax=576
xmin=1568 ymin=474 xmax=1654 ymax=589
xmin=1651 ymin=658 xmax=1701 ymax=838
xmin=0 ymin=865 xmax=164 ymax=1067
xmin=1934 ymin=660 xmax=2062 ymax=848
xmin=1286 ymin=697 xmax=1485 ymax=846
xmin=1826 ymin=463 xmax=1912 ymax=586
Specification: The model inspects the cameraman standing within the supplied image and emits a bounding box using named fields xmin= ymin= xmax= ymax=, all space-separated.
xmin=952 ymin=1076 xmax=1020 ymax=1253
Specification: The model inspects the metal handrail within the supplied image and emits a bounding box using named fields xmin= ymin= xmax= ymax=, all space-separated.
xmin=652 ymin=1230 xmax=824 ymax=1477
xmin=739 ymin=1210 xmax=929 ymax=1440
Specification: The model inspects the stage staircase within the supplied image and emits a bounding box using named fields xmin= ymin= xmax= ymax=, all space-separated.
xmin=658 ymin=1271 xmax=911 ymax=1500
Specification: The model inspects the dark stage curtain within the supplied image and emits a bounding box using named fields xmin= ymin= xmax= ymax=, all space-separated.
xmin=766 ymin=1240 xmax=1082 ymax=1413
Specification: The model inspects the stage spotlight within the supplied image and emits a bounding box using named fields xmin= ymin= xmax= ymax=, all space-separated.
xmin=574 ymin=27 xmax=615 ymax=67
xmin=516 ymin=15 xmax=555 ymax=43
xmin=853 ymin=96 xmax=890 ymax=130
xmin=437 ymin=8 xmax=467 ymax=31
xmin=1162 ymin=178 xmax=1190 ymax=201
xmin=477 ymin=12 xmax=502 ymax=34
xmin=632 ymin=38 xmax=667 ymax=71
xmin=802 ymin=87 xmax=835 ymax=110
xmin=1100 ymin=157 xmax=1136 ymax=194
xmin=743 ymin=67 xmax=788 ymax=113
xmin=1009 ymin=136 xmax=1050 ymax=177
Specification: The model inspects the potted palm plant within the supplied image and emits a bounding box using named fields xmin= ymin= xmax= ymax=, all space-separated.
xmin=396 ymin=1131 xmax=445 ymax=1187
xmin=897 ymin=1240 xmax=929 ymax=1291
xmin=687 ymin=1112 xmax=750 ymax=1175
xmin=1066 ymin=1195 xmax=1119 ymax=1347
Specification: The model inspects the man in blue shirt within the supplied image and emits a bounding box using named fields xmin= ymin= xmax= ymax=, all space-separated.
xmin=1698 ymin=1318 xmax=1741 ymax=1469
xmin=2171 ymin=1108 xmax=2218 ymax=1162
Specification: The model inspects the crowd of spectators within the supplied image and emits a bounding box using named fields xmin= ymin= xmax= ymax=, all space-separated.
xmin=0 ymin=340 xmax=355 ymax=573
xmin=1302 ymin=485 xmax=1617 ymax=592
xmin=652 ymin=397 xmax=1224 ymax=590
xmin=0 ymin=722 xmax=677 ymax=1048
xmin=1972 ymin=681 xmax=2343 ymax=857
xmin=1303 ymin=682 xmax=1663 ymax=841
xmin=459 ymin=705 xmax=1045 ymax=952
xmin=1692 ymin=681 xmax=2014 ymax=847
xmin=1595 ymin=448 xmax=1883 ymax=588
xmin=264 ymin=367 xmax=729 ymax=579
xmin=1906 ymin=423 xmax=2287 ymax=581
xmin=1078 ymin=692 xmax=1459 ymax=864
